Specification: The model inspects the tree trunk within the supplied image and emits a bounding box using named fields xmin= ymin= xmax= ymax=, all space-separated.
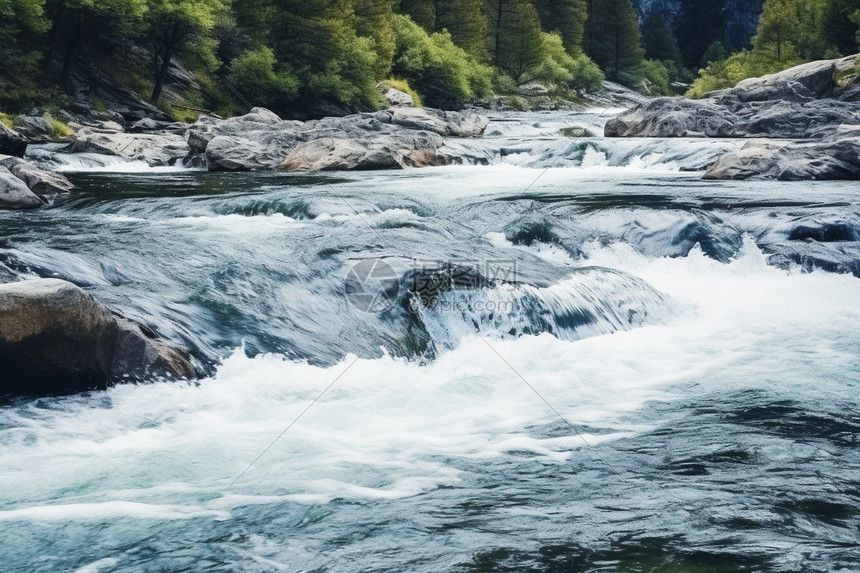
xmin=59 ymin=15 xmax=82 ymax=86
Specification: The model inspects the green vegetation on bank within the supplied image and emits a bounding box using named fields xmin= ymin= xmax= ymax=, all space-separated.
xmin=690 ymin=0 xmax=860 ymax=97
xmin=0 ymin=0 xmax=858 ymax=118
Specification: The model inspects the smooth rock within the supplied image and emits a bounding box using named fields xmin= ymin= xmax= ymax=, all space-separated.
xmin=12 ymin=116 xmax=54 ymax=142
xmin=704 ymin=138 xmax=860 ymax=180
xmin=0 ymin=155 xmax=75 ymax=196
xmin=0 ymin=279 xmax=195 ymax=395
xmin=67 ymin=128 xmax=189 ymax=166
xmin=0 ymin=167 xmax=46 ymax=209
xmin=187 ymin=106 xmax=487 ymax=172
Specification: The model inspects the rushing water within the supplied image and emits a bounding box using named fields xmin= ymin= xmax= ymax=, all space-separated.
xmin=1 ymin=111 xmax=860 ymax=572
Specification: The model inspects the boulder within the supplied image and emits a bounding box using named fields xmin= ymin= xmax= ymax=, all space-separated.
xmin=0 ymin=279 xmax=195 ymax=395
xmin=0 ymin=155 xmax=75 ymax=196
xmin=704 ymin=138 xmax=860 ymax=180
xmin=381 ymin=86 xmax=415 ymax=107
xmin=518 ymin=82 xmax=550 ymax=97
xmin=0 ymin=167 xmax=46 ymax=209
xmin=606 ymin=55 xmax=860 ymax=140
xmin=67 ymin=128 xmax=190 ymax=166
xmin=280 ymin=131 xmax=446 ymax=171
xmin=12 ymin=116 xmax=55 ymax=143
xmin=186 ymin=106 xmax=487 ymax=172
xmin=0 ymin=122 xmax=27 ymax=157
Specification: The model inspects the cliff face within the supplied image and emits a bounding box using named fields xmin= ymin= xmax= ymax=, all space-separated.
xmin=635 ymin=0 xmax=764 ymax=49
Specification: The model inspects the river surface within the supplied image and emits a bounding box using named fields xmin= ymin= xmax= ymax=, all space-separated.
xmin=1 ymin=111 xmax=859 ymax=572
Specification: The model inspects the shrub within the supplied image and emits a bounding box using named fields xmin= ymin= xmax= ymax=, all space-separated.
xmin=391 ymin=14 xmax=493 ymax=109
xmin=229 ymin=47 xmax=299 ymax=112
xmin=526 ymin=32 xmax=604 ymax=93
xmin=641 ymin=59 xmax=673 ymax=95
xmin=687 ymin=49 xmax=802 ymax=98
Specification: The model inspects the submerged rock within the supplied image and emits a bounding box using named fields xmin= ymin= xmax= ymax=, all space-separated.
xmin=0 ymin=279 xmax=195 ymax=395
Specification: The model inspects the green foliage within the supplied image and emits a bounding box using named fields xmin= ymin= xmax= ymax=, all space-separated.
xmin=488 ymin=0 xmax=545 ymax=82
xmin=853 ymin=10 xmax=860 ymax=45
xmin=687 ymin=48 xmax=800 ymax=98
xmin=700 ymin=41 xmax=729 ymax=68
xmin=380 ymin=78 xmax=423 ymax=107
xmin=677 ymin=0 xmax=726 ymax=68
xmin=229 ymin=46 xmax=298 ymax=112
xmin=641 ymin=59 xmax=673 ymax=95
xmin=583 ymin=0 xmax=644 ymax=86
xmin=823 ymin=0 xmax=860 ymax=55
xmin=0 ymin=112 xmax=13 ymax=129
xmin=268 ymin=0 xmax=387 ymax=110
xmin=534 ymin=0 xmax=588 ymax=54
xmin=47 ymin=115 xmax=73 ymax=138
xmin=642 ymin=15 xmax=683 ymax=67
xmin=526 ymin=32 xmax=603 ymax=91
xmin=146 ymin=0 xmax=228 ymax=102
xmin=391 ymin=14 xmax=492 ymax=108
xmin=400 ymin=0 xmax=488 ymax=58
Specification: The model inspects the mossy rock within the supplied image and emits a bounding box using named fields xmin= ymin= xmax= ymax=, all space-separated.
xmin=560 ymin=126 xmax=595 ymax=138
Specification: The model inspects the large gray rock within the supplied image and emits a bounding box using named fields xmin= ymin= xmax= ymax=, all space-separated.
xmin=606 ymin=55 xmax=860 ymax=180
xmin=280 ymin=131 xmax=446 ymax=171
xmin=606 ymin=55 xmax=860 ymax=140
xmin=12 ymin=116 xmax=55 ymax=143
xmin=186 ymin=106 xmax=488 ymax=172
xmin=0 ymin=122 xmax=27 ymax=157
xmin=67 ymin=128 xmax=190 ymax=166
xmin=0 ymin=279 xmax=195 ymax=395
xmin=0 ymin=167 xmax=46 ymax=209
xmin=0 ymin=155 xmax=75 ymax=196
xmin=704 ymin=137 xmax=860 ymax=180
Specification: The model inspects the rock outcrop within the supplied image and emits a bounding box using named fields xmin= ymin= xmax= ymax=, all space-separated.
xmin=0 ymin=279 xmax=195 ymax=395
xmin=605 ymin=55 xmax=860 ymax=180
xmin=67 ymin=128 xmax=190 ymax=167
xmin=0 ymin=155 xmax=74 ymax=209
xmin=59 ymin=106 xmax=488 ymax=172
xmin=187 ymin=106 xmax=489 ymax=172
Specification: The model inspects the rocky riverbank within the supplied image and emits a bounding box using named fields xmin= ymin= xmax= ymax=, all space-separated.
xmin=605 ymin=55 xmax=860 ymax=180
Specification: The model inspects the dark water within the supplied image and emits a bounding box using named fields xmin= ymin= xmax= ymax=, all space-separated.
xmin=1 ymin=114 xmax=859 ymax=571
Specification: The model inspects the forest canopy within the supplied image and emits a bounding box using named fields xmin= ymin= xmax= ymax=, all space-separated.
xmin=0 ymin=0 xmax=858 ymax=117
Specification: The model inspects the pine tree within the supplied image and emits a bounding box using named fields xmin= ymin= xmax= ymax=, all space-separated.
xmin=583 ymin=0 xmax=644 ymax=85
xmin=398 ymin=0 xmax=487 ymax=58
xmin=487 ymin=0 xmax=545 ymax=81
xmin=753 ymin=0 xmax=801 ymax=62
xmin=677 ymin=0 xmax=726 ymax=69
xmin=642 ymin=14 xmax=683 ymax=66
xmin=534 ymin=0 xmax=588 ymax=53
xmin=822 ymin=0 xmax=860 ymax=55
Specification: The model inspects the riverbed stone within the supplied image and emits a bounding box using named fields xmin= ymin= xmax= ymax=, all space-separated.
xmin=0 ymin=166 xmax=46 ymax=209
xmin=0 ymin=155 xmax=75 ymax=196
xmin=0 ymin=279 xmax=195 ymax=395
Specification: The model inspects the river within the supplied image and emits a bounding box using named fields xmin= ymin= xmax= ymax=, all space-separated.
xmin=1 ymin=111 xmax=859 ymax=572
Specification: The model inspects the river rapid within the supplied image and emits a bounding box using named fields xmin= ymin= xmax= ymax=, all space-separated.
xmin=1 ymin=111 xmax=859 ymax=572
